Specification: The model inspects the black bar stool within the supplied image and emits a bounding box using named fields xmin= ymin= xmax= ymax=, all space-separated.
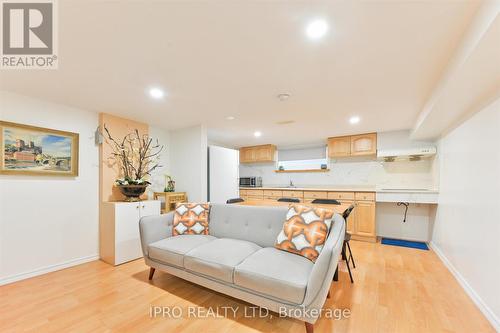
xmin=226 ymin=198 xmax=244 ymax=204
xmin=311 ymin=198 xmax=341 ymax=205
xmin=277 ymin=197 xmax=300 ymax=203
xmin=341 ymin=204 xmax=356 ymax=283
xmin=313 ymin=199 xmax=356 ymax=283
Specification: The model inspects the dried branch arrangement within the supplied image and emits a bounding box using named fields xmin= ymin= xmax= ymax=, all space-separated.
xmin=103 ymin=125 xmax=163 ymax=186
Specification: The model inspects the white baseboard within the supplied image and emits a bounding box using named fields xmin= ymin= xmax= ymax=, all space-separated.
xmin=0 ymin=254 xmax=99 ymax=286
xmin=429 ymin=242 xmax=500 ymax=331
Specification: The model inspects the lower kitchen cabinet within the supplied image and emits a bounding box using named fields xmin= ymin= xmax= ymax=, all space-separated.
xmin=239 ymin=187 xmax=377 ymax=243
xmin=338 ymin=200 xmax=355 ymax=234
xmin=351 ymin=200 xmax=376 ymax=242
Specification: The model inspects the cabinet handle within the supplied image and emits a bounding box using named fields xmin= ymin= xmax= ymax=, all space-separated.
xmin=136 ymin=205 xmax=139 ymax=209
xmin=142 ymin=205 xmax=145 ymax=209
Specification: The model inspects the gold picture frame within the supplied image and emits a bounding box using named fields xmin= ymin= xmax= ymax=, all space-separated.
xmin=0 ymin=121 xmax=79 ymax=176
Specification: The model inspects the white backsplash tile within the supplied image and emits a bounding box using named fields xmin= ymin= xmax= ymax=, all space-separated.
xmin=240 ymin=159 xmax=437 ymax=189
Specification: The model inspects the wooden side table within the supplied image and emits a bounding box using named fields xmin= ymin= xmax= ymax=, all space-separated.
xmin=153 ymin=192 xmax=188 ymax=213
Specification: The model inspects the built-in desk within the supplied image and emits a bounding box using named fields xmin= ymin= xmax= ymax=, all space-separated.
xmin=375 ymin=188 xmax=439 ymax=242
xmin=376 ymin=189 xmax=439 ymax=204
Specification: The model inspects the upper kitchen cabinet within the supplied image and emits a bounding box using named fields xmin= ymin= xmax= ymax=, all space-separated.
xmin=239 ymin=144 xmax=276 ymax=163
xmin=328 ymin=133 xmax=377 ymax=158
xmin=351 ymin=133 xmax=377 ymax=156
xmin=240 ymin=147 xmax=255 ymax=162
xmin=327 ymin=136 xmax=351 ymax=157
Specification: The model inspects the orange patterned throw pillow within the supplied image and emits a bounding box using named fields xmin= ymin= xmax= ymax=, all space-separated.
xmin=173 ymin=203 xmax=210 ymax=236
xmin=275 ymin=204 xmax=334 ymax=262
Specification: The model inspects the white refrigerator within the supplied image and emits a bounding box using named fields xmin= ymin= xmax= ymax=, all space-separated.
xmin=208 ymin=145 xmax=240 ymax=203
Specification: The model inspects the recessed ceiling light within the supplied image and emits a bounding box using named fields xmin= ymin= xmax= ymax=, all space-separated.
xmin=306 ymin=19 xmax=328 ymax=40
xmin=277 ymin=93 xmax=291 ymax=101
xmin=149 ymin=87 xmax=164 ymax=99
xmin=254 ymin=131 xmax=262 ymax=137
xmin=349 ymin=116 xmax=360 ymax=124
xmin=226 ymin=116 xmax=235 ymax=120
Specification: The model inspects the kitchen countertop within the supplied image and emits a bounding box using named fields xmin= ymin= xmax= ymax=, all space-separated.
xmin=240 ymin=186 xmax=439 ymax=194
xmin=240 ymin=185 xmax=376 ymax=192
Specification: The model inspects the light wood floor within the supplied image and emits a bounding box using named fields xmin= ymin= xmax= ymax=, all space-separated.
xmin=0 ymin=241 xmax=494 ymax=333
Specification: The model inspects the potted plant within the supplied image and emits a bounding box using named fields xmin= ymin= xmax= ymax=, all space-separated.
xmin=104 ymin=125 xmax=163 ymax=201
xmin=164 ymin=174 xmax=175 ymax=192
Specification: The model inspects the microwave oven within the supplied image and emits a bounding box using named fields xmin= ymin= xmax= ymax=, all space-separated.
xmin=239 ymin=177 xmax=262 ymax=187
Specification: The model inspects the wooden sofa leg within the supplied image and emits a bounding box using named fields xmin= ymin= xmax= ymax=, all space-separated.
xmin=148 ymin=268 xmax=155 ymax=280
xmin=305 ymin=322 xmax=314 ymax=333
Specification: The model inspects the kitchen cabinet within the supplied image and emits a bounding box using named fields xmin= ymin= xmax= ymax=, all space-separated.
xmin=327 ymin=191 xmax=355 ymax=200
xmin=240 ymin=148 xmax=255 ymax=163
xmin=238 ymin=187 xmax=377 ymax=242
xmin=354 ymin=201 xmax=376 ymax=240
xmin=239 ymin=144 xmax=276 ymax=163
xmin=328 ymin=136 xmax=351 ymax=158
xmin=328 ymin=133 xmax=377 ymax=158
xmin=100 ymin=200 xmax=161 ymax=265
xmin=282 ymin=190 xmax=304 ymax=199
xmin=351 ymin=133 xmax=377 ymax=156
xmin=241 ymin=189 xmax=264 ymax=201
xmin=303 ymin=191 xmax=328 ymax=200
xmin=263 ymin=190 xmax=283 ymax=200
xmin=355 ymin=192 xmax=376 ymax=201
xmin=340 ymin=199 xmax=356 ymax=234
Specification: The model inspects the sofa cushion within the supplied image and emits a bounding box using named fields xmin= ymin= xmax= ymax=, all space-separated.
xmin=208 ymin=204 xmax=288 ymax=248
xmin=148 ymin=235 xmax=216 ymax=267
xmin=184 ymin=238 xmax=261 ymax=283
xmin=173 ymin=203 xmax=210 ymax=236
xmin=234 ymin=247 xmax=314 ymax=304
xmin=275 ymin=204 xmax=334 ymax=262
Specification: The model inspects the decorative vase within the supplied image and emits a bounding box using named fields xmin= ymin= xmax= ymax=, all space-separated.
xmin=118 ymin=184 xmax=148 ymax=202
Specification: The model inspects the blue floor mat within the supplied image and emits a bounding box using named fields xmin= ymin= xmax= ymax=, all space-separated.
xmin=381 ymin=238 xmax=429 ymax=250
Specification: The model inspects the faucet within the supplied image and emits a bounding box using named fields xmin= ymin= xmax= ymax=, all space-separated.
xmin=289 ymin=180 xmax=294 ymax=188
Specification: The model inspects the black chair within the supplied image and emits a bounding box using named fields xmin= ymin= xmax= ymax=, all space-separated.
xmin=226 ymin=198 xmax=244 ymax=204
xmin=318 ymin=201 xmax=355 ymax=284
xmin=341 ymin=204 xmax=356 ymax=283
xmin=277 ymin=197 xmax=300 ymax=203
xmin=311 ymin=198 xmax=341 ymax=205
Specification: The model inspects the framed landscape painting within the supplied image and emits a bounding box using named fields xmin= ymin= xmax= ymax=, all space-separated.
xmin=0 ymin=121 xmax=79 ymax=176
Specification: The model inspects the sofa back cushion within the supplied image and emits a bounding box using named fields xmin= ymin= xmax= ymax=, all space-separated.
xmin=209 ymin=204 xmax=288 ymax=247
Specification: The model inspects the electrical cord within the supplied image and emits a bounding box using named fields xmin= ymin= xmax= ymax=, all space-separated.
xmin=397 ymin=202 xmax=409 ymax=223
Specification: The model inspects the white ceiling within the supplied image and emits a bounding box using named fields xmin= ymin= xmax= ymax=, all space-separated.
xmin=412 ymin=2 xmax=500 ymax=140
xmin=0 ymin=1 xmax=485 ymax=147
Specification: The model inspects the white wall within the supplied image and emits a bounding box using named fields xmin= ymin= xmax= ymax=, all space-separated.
xmin=170 ymin=125 xmax=208 ymax=202
xmin=147 ymin=126 xmax=171 ymax=198
xmin=0 ymin=91 xmax=100 ymax=284
xmin=431 ymin=97 xmax=500 ymax=330
xmin=376 ymin=202 xmax=433 ymax=242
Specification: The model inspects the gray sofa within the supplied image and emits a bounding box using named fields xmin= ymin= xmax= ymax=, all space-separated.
xmin=139 ymin=203 xmax=345 ymax=333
